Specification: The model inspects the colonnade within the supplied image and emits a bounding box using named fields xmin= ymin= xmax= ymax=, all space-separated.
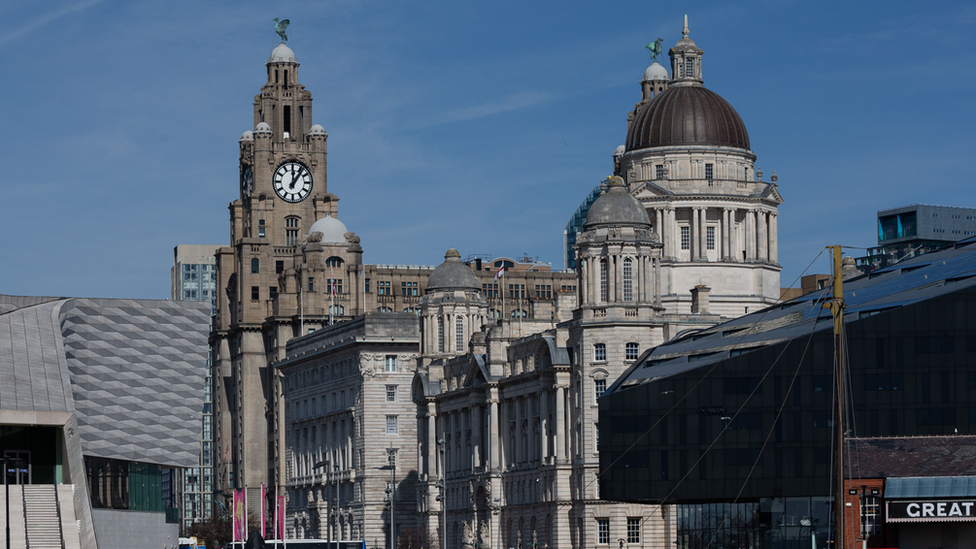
xmin=653 ymin=205 xmax=778 ymax=263
xmin=421 ymin=308 xmax=485 ymax=356
xmin=578 ymin=254 xmax=659 ymax=305
xmin=421 ymin=384 xmax=571 ymax=482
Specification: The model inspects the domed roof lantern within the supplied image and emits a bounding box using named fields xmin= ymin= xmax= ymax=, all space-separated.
xmin=670 ymin=15 xmax=704 ymax=87
xmin=426 ymin=249 xmax=480 ymax=292
xmin=584 ymin=176 xmax=650 ymax=228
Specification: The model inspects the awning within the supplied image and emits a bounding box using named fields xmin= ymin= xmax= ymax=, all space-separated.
xmin=886 ymin=477 xmax=976 ymax=499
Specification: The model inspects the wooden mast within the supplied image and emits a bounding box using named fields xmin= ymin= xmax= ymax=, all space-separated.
xmin=824 ymin=245 xmax=847 ymax=548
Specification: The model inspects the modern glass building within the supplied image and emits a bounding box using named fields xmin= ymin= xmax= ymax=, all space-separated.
xmin=857 ymin=204 xmax=976 ymax=272
xmin=171 ymin=244 xmax=220 ymax=532
xmin=563 ymin=184 xmax=602 ymax=270
xmin=599 ymin=237 xmax=976 ymax=548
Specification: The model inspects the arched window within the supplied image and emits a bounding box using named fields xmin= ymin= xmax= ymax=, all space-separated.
xmin=623 ymin=258 xmax=633 ymax=301
xmin=438 ymin=317 xmax=445 ymax=353
xmin=600 ymin=259 xmax=608 ymax=302
xmin=488 ymin=309 xmax=501 ymax=319
xmin=329 ymin=305 xmax=344 ymax=315
xmin=455 ymin=317 xmax=465 ymax=352
xmin=325 ymin=256 xmax=343 ymax=268
xmin=511 ymin=309 xmax=527 ymax=319
xmin=251 ymin=257 xmax=259 ymax=273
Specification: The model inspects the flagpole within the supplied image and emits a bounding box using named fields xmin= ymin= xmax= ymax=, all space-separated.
xmin=329 ymin=265 xmax=334 ymax=326
xmin=300 ymin=270 xmax=305 ymax=335
xmin=361 ymin=265 xmax=366 ymax=316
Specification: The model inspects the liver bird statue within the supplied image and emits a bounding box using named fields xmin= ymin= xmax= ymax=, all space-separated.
xmin=646 ymin=37 xmax=664 ymax=62
xmin=274 ymin=18 xmax=290 ymax=42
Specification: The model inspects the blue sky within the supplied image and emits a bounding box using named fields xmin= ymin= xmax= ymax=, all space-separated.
xmin=2 ymin=0 xmax=975 ymax=299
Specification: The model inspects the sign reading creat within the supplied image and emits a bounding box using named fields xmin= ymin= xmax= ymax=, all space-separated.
xmin=888 ymin=500 xmax=976 ymax=522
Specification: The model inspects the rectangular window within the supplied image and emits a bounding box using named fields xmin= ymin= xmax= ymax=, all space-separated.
xmin=378 ymin=281 xmax=391 ymax=295
xmin=594 ymin=343 xmax=606 ymax=362
xmin=385 ymin=355 xmax=397 ymax=372
xmin=259 ymin=227 xmax=266 ymax=238
xmin=862 ymin=495 xmax=882 ymax=537
xmin=251 ymin=286 xmax=259 ymax=300
xmin=626 ymin=342 xmax=640 ymax=361
xmin=508 ymin=284 xmax=525 ymax=299
xmin=627 ymin=518 xmax=641 ymax=544
xmin=706 ymin=226 xmax=715 ymax=250
xmin=364 ymin=278 xmax=371 ymax=293
xmin=327 ymin=278 xmax=343 ymax=295
xmin=386 ymin=416 xmax=398 ymax=435
xmin=400 ymin=281 xmax=418 ymax=296
xmin=276 ymin=261 xmax=284 ymax=274
xmin=251 ymin=258 xmax=259 ymax=273
xmin=308 ymin=278 xmax=314 ymax=292
xmin=655 ymin=165 xmax=664 ymax=179
xmin=286 ymin=230 xmax=298 ymax=246
xmin=685 ymin=58 xmax=694 ymax=77
xmin=680 ymin=226 xmax=690 ymax=250
xmin=597 ymin=518 xmax=609 ymax=544
xmin=595 ymin=379 xmax=606 ymax=398
xmin=705 ymin=163 xmax=713 ymax=180
xmin=387 ymin=448 xmax=398 ymax=469
xmin=386 ymin=385 xmax=397 ymax=402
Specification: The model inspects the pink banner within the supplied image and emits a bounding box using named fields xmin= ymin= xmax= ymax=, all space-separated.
xmin=261 ymin=484 xmax=267 ymax=538
xmin=276 ymin=495 xmax=286 ymax=540
xmin=233 ymin=489 xmax=246 ymax=541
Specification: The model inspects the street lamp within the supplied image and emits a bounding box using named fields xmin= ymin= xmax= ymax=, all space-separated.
xmin=312 ymin=460 xmax=332 ymax=547
xmin=438 ymin=438 xmax=446 ymax=549
xmin=379 ymin=448 xmax=396 ymax=549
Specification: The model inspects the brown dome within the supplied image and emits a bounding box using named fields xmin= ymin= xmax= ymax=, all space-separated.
xmin=626 ymin=85 xmax=750 ymax=151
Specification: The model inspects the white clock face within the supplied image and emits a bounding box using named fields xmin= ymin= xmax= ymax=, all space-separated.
xmin=273 ymin=162 xmax=312 ymax=203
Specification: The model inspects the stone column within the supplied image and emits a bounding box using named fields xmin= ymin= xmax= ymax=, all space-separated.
xmin=473 ymin=404 xmax=483 ymax=469
xmin=668 ymin=208 xmax=677 ymax=259
xmin=758 ymin=211 xmax=767 ymax=261
xmin=555 ymin=384 xmax=566 ymax=462
xmin=722 ymin=208 xmax=730 ymax=260
xmin=540 ymin=388 xmax=550 ymax=463
xmin=691 ymin=207 xmax=699 ymax=260
xmin=653 ymin=257 xmax=662 ymax=306
xmin=589 ymin=257 xmax=598 ymax=304
xmin=700 ymin=207 xmax=708 ymax=260
xmin=427 ymin=404 xmax=437 ymax=478
xmin=489 ymin=398 xmax=499 ymax=471
xmin=769 ymin=213 xmax=779 ymax=263
xmin=745 ymin=210 xmax=756 ymax=260
xmin=606 ymin=256 xmax=614 ymax=303
xmin=655 ymin=209 xmax=663 ymax=245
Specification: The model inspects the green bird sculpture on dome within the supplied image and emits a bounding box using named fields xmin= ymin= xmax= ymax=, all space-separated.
xmin=273 ymin=18 xmax=290 ymax=42
xmin=646 ymin=37 xmax=664 ymax=62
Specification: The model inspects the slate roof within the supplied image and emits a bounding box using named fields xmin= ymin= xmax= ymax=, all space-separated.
xmin=851 ymin=436 xmax=976 ymax=479
xmin=0 ymin=294 xmax=210 ymax=468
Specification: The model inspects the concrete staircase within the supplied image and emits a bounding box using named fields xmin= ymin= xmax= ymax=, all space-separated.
xmin=23 ymin=484 xmax=64 ymax=549
xmin=0 ymin=485 xmax=27 ymax=547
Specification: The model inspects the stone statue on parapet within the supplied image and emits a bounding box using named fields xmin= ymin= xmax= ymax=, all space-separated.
xmin=646 ymin=38 xmax=664 ymax=62
xmin=274 ymin=18 xmax=290 ymax=42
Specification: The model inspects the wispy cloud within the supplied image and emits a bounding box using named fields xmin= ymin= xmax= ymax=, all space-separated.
xmin=425 ymin=90 xmax=552 ymax=127
xmin=0 ymin=0 xmax=106 ymax=46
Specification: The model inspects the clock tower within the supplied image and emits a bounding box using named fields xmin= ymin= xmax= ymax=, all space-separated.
xmin=212 ymin=40 xmax=348 ymax=524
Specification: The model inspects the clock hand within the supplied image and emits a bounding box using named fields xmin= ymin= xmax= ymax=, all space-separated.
xmin=289 ymin=168 xmax=300 ymax=190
